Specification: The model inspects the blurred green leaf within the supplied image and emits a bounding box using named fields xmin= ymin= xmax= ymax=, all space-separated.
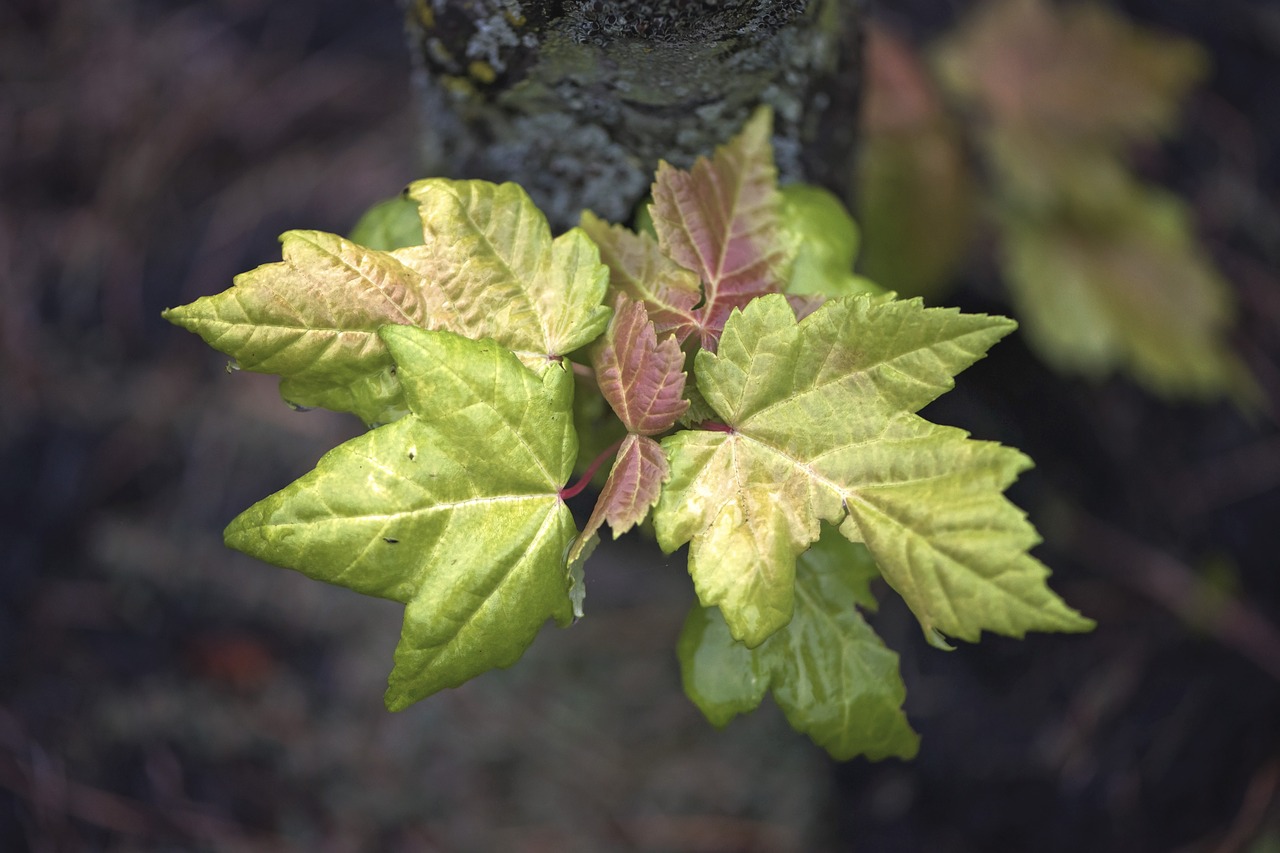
xmin=781 ymin=184 xmax=884 ymax=300
xmin=857 ymin=26 xmax=976 ymax=301
xmin=349 ymin=193 xmax=424 ymax=251
xmin=926 ymin=0 xmax=1252 ymax=402
xmin=933 ymin=0 xmax=1208 ymax=148
xmin=1000 ymin=187 xmax=1255 ymax=401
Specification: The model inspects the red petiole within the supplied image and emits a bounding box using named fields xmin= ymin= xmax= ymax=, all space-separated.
xmin=559 ymin=436 xmax=625 ymax=500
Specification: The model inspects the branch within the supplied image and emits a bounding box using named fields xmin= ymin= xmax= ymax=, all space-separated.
xmin=403 ymin=0 xmax=863 ymax=227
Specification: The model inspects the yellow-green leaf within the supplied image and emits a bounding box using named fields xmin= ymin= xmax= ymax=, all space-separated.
xmin=655 ymin=294 xmax=1092 ymax=647
xmin=396 ymin=179 xmax=611 ymax=366
xmin=165 ymin=179 xmax=613 ymax=423
xmin=1000 ymin=188 xmax=1255 ymax=400
xmin=223 ymin=327 xmax=579 ymax=710
xmin=163 ymin=230 xmax=450 ymax=425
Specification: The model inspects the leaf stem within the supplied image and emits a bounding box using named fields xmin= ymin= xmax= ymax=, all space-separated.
xmin=560 ymin=436 xmax=626 ymax=500
xmin=697 ymin=420 xmax=735 ymax=433
xmin=567 ymin=359 xmax=599 ymax=394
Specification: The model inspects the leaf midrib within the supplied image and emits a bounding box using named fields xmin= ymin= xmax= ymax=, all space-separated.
xmin=451 ymin=186 xmax=546 ymax=349
xmin=296 ymin=231 xmax=422 ymax=328
xmin=730 ymin=428 xmax=1047 ymax=634
xmin=730 ymin=324 xmax=998 ymax=429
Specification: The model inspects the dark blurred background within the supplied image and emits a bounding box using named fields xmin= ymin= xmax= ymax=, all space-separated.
xmin=2 ymin=0 xmax=1279 ymax=850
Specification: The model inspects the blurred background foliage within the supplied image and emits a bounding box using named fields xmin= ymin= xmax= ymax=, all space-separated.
xmin=857 ymin=0 xmax=1253 ymax=401
xmin=2 ymin=0 xmax=1279 ymax=850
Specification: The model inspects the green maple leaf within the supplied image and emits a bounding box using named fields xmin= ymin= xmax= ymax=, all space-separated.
xmin=780 ymin=184 xmax=883 ymax=309
xmin=679 ymin=527 xmax=919 ymax=761
xmin=164 ymin=180 xmax=611 ymax=425
xmin=223 ymin=325 xmax=579 ymax=710
xmin=349 ymin=193 xmax=425 ymax=251
xmin=396 ymin=179 xmax=612 ymax=366
xmin=654 ymin=293 xmax=1093 ymax=648
xmin=163 ymin=230 xmax=448 ymax=425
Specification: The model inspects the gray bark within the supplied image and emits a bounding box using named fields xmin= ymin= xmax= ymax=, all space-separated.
xmin=405 ymin=0 xmax=863 ymax=229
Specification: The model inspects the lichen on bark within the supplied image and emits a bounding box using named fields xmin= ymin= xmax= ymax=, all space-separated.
xmin=404 ymin=0 xmax=862 ymax=228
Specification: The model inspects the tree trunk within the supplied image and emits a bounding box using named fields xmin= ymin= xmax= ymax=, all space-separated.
xmin=404 ymin=0 xmax=864 ymax=229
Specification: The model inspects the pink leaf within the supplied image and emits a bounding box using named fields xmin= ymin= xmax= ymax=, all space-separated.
xmin=651 ymin=108 xmax=791 ymax=349
xmin=787 ymin=293 xmax=828 ymax=321
xmin=580 ymin=434 xmax=670 ymax=540
xmin=580 ymin=211 xmax=702 ymax=344
xmin=594 ymin=294 xmax=690 ymax=436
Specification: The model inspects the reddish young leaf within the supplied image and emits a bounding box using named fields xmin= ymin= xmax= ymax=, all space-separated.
xmin=786 ymin=293 xmax=827 ymax=321
xmin=580 ymin=211 xmax=703 ymax=344
xmin=580 ymin=434 xmax=670 ymax=543
xmin=651 ymin=108 xmax=791 ymax=349
xmin=593 ymin=294 xmax=690 ymax=436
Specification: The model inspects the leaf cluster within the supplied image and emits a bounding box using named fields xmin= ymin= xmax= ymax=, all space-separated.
xmin=857 ymin=0 xmax=1254 ymax=403
xmin=164 ymin=108 xmax=1092 ymax=760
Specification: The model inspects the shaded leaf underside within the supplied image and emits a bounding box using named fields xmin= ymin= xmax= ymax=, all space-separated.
xmin=679 ymin=529 xmax=920 ymax=761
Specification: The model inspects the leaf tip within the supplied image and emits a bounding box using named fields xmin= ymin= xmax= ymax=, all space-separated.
xmin=221 ymin=510 xmax=258 ymax=555
xmin=741 ymin=103 xmax=775 ymax=140
xmin=383 ymin=687 xmax=415 ymax=713
xmin=160 ymin=301 xmax=204 ymax=332
xmin=376 ymin=322 xmax=417 ymax=348
xmin=1057 ymin=609 xmax=1097 ymax=634
xmin=925 ymin=626 xmax=956 ymax=651
xmin=725 ymin=598 xmax=794 ymax=650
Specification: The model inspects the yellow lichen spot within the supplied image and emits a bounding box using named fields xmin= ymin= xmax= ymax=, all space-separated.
xmin=468 ymin=61 xmax=497 ymax=85
xmin=413 ymin=0 xmax=434 ymax=28
xmin=505 ymin=12 xmax=526 ymax=27
xmin=441 ymin=75 xmax=477 ymax=98
xmin=427 ymin=38 xmax=454 ymax=66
